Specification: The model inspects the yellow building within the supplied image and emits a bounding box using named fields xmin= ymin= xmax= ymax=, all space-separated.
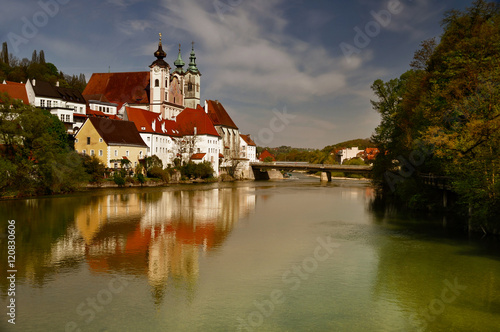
xmin=75 ymin=117 xmax=147 ymax=168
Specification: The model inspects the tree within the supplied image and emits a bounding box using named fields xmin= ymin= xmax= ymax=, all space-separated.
xmin=1 ymin=42 xmax=8 ymax=64
xmin=0 ymin=94 xmax=87 ymax=196
xmin=370 ymin=0 xmax=500 ymax=229
xmin=31 ymin=50 xmax=38 ymax=64
xmin=39 ymin=50 xmax=45 ymax=64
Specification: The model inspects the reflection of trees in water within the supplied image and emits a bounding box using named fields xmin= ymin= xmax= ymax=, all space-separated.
xmin=0 ymin=187 xmax=255 ymax=305
xmin=371 ymin=214 xmax=500 ymax=331
xmin=0 ymin=196 xmax=93 ymax=294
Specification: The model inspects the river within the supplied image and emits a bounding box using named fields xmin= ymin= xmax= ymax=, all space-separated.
xmin=0 ymin=174 xmax=499 ymax=331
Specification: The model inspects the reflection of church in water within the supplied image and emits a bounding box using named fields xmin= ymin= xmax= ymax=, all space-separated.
xmin=49 ymin=188 xmax=255 ymax=304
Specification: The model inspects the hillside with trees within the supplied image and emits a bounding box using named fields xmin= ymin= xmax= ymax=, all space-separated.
xmin=258 ymin=138 xmax=376 ymax=164
xmin=0 ymin=41 xmax=86 ymax=91
xmin=370 ymin=0 xmax=500 ymax=232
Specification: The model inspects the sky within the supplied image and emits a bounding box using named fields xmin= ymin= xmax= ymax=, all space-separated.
xmin=0 ymin=0 xmax=476 ymax=148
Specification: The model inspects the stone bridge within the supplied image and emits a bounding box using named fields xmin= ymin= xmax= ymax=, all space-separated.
xmin=250 ymin=162 xmax=373 ymax=181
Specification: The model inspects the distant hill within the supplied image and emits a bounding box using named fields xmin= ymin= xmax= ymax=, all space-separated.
xmin=321 ymin=138 xmax=375 ymax=153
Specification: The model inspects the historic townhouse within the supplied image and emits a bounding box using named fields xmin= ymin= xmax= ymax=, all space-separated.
xmin=204 ymin=100 xmax=240 ymax=166
xmin=75 ymin=117 xmax=147 ymax=169
xmin=26 ymin=79 xmax=86 ymax=133
xmin=240 ymin=134 xmax=257 ymax=162
xmin=124 ymin=106 xmax=181 ymax=167
xmin=176 ymin=105 xmax=221 ymax=172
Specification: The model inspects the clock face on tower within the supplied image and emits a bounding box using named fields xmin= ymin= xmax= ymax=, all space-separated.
xmin=154 ymin=66 xmax=160 ymax=73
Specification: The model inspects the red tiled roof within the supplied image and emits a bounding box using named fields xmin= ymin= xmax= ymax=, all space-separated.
xmin=219 ymin=153 xmax=224 ymax=158
xmin=258 ymin=149 xmax=276 ymax=162
xmin=87 ymin=109 xmax=121 ymax=120
xmin=0 ymin=82 xmax=30 ymax=104
xmin=206 ymin=100 xmax=238 ymax=129
xmin=191 ymin=153 xmax=206 ymax=160
xmin=240 ymin=134 xmax=256 ymax=146
xmin=125 ymin=107 xmax=181 ymax=137
xmin=83 ymin=72 xmax=150 ymax=105
xmin=177 ymin=106 xmax=220 ymax=137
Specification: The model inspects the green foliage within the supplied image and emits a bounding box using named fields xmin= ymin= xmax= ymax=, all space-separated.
xmin=0 ymin=95 xmax=87 ymax=196
xmin=0 ymin=43 xmax=86 ymax=91
xmin=263 ymin=156 xmax=274 ymax=163
xmin=180 ymin=161 xmax=214 ymax=179
xmin=343 ymin=157 xmax=366 ymax=165
xmin=148 ymin=166 xmax=170 ymax=183
xmin=113 ymin=172 xmax=125 ymax=187
xmin=145 ymin=155 xmax=163 ymax=176
xmin=370 ymin=0 xmax=500 ymax=230
xmin=81 ymin=155 xmax=105 ymax=184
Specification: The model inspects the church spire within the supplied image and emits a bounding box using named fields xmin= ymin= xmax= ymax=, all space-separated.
xmin=154 ymin=32 xmax=166 ymax=60
xmin=188 ymin=41 xmax=199 ymax=73
xmin=174 ymin=43 xmax=185 ymax=74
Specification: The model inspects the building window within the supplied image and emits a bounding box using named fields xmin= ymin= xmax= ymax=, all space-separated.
xmin=99 ymin=150 xmax=103 ymax=156
xmin=75 ymin=139 xmax=78 ymax=143
xmin=114 ymin=163 xmax=118 ymax=168
xmin=54 ymin=101 xmax=58 ymax=107
xmin=139 ymin=151 xmax=143 ymax=158
xmin=47 ymin=100 xmax=52 ymax=107
xmin=82 ymin=150 xmax=86 ymax=155
xmin=155 ymin=79 xmax=159 ymax=87
xmin=156 ymin=137 xmax=158 ymax=142
xmin=60 ymin=115 xmax=64 ymax=121
xmin=99 ymin=138 xmax=103 ymax=143
xmin=40 ymin=100 xmax=45 ymax=107
xmin=80 ymin=107 xmax=83 ymax=113
xmin=126 ymin=150 xmax=129 ymax=157
xmin=114 ymin=150 xmax=118 ymax=157
xmin=147 ymin=137 xmax=150 ymax=142
xmin=134 ymin=162 xmax=137 ymax=167
xmin=90 ymin=150 xmax=95 ymax=156
xmin=87 ymin=137 xmax=90 ymax=145
xmin=188 ymin=83 xmax=192 ymax=91
xmin=66 ymin=114 xmax=71 ymax=122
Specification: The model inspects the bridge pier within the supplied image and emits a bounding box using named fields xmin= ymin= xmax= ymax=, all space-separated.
xmin=320 ymin=171 xmax=331 ymax=182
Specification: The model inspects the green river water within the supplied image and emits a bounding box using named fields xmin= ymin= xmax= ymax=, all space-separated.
xmin=0 ymin=175 xmax=499 ymax=331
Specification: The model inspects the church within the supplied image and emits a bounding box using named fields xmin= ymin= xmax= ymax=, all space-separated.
xmin=83 ymin=33 xmax=201 ymax=120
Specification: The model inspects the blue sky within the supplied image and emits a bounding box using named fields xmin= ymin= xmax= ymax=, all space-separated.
xmin=0 ymin=0 xmax=474 ymax=148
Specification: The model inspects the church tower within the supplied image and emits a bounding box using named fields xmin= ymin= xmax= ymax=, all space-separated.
xmin=184 ymin=42 xmax=201 ymax=109
xmin=149 ymin=33 xmax=170 ymax=114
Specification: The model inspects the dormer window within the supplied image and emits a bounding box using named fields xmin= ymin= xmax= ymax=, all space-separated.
xmin=141 ymin=127 xmax=146 ymax=131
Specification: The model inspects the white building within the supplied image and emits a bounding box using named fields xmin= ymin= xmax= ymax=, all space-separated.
xmin=240 ymin=134 xmax=257 ymax=162
xmin=26 ymin=79 xmax=86 ymax=134
xmin=336 ymin=147 xmax=364 ymax=164
xmin=125 ymin=106 xmax=181 ymax=168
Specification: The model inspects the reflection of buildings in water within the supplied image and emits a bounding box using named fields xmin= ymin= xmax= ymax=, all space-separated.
xmin=48 ymin=187 xmax=256 ymax=304
xmin=74 ymin=194 xmax=146 ymax=245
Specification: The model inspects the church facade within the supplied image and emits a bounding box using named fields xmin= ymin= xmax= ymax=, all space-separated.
xmin=83 ymin=34 xmax=200 ymax=122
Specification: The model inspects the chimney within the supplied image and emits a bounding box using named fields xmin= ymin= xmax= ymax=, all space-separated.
xmin=2 ymin=80 xmax=6 ymax=84
xmin=56 ymin=81 xmax=59 ymax=87
xmin=204 ymin=100 xmax=208 ymax=113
